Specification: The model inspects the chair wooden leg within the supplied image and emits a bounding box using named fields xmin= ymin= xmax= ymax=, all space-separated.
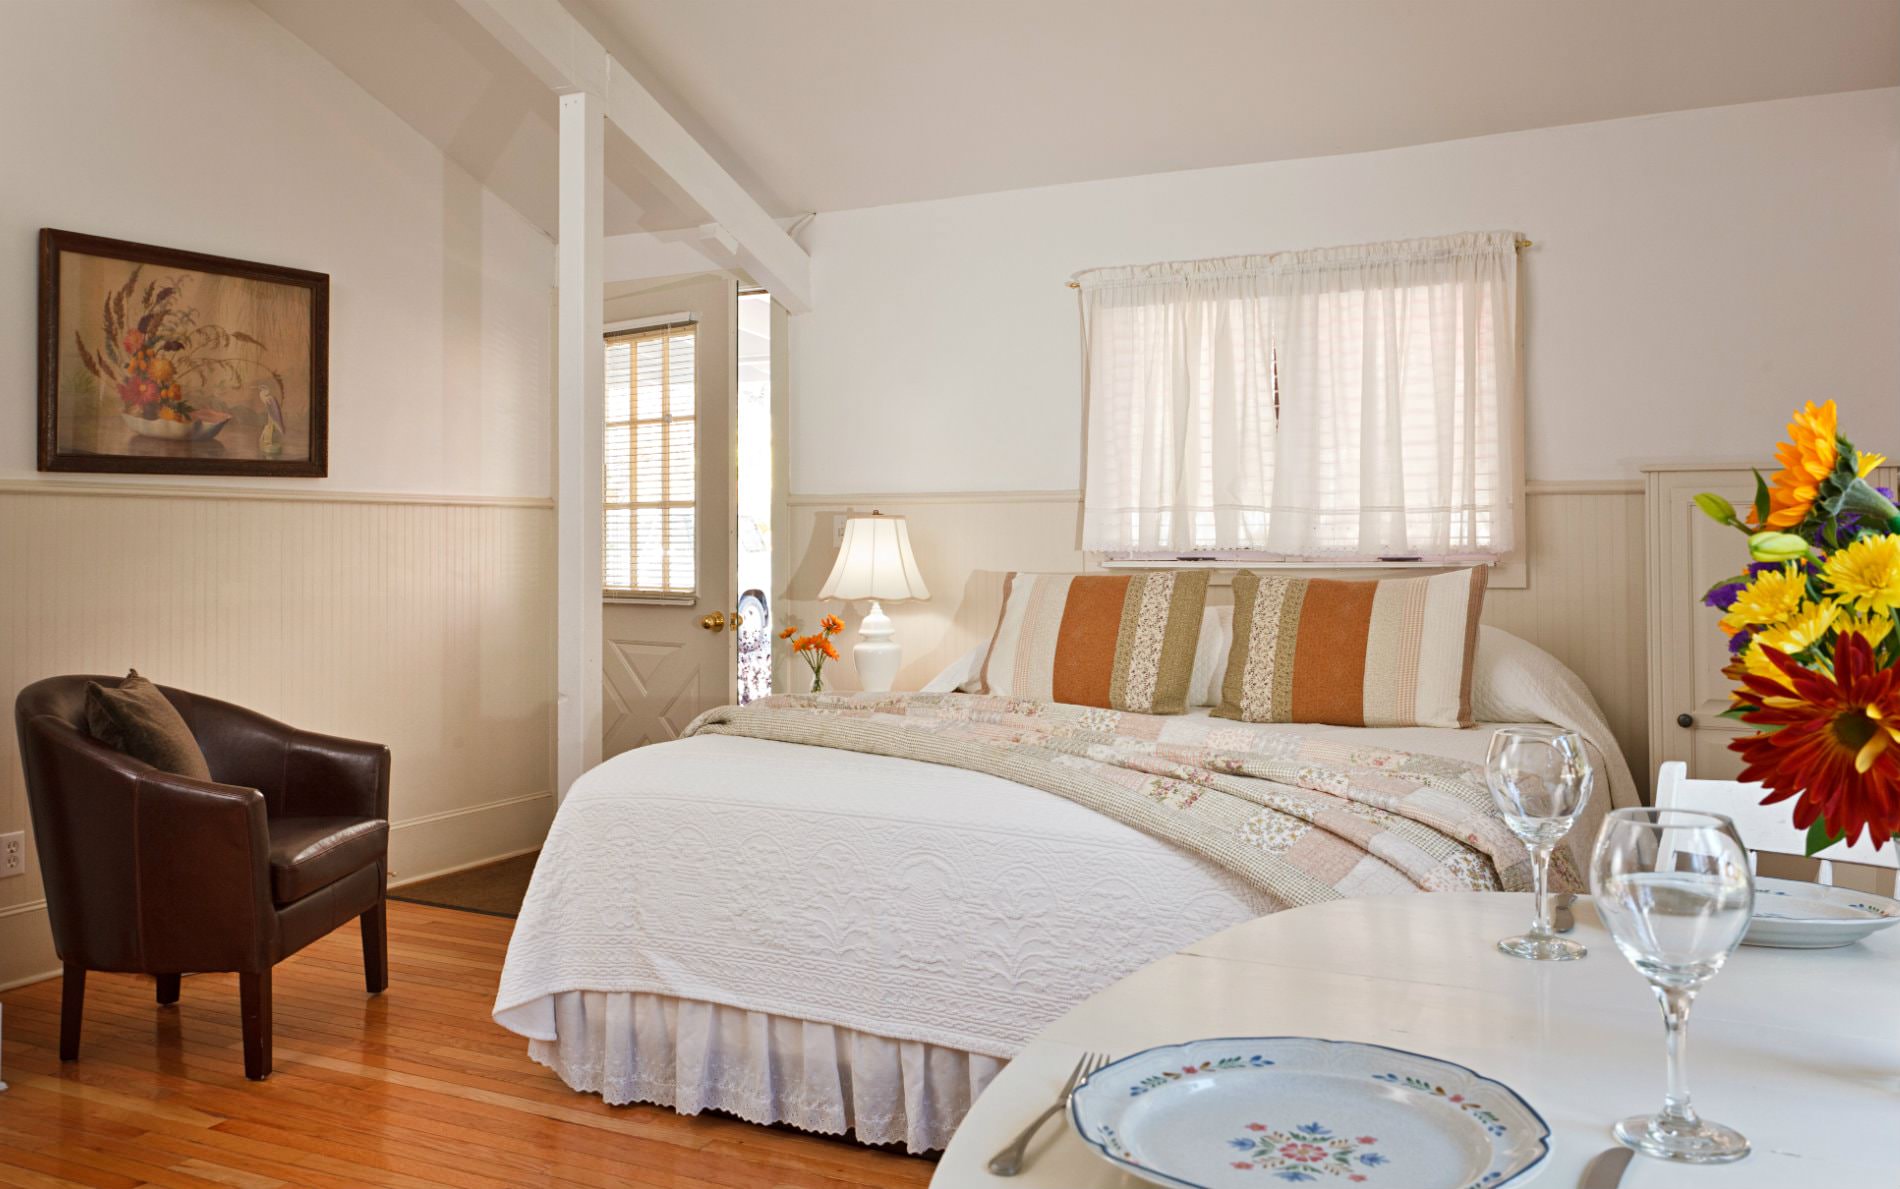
xmin=155 ymin=974 xmax=181 ymax=1006
xmin=361 ymin=900 xmax=388 ymax=994
xmin=59 ymin=963 xmax=84 ymax=1062
xmin=239 ymin=969 xmax=271 ymax=1081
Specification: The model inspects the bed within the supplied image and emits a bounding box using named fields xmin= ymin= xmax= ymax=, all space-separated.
xmin=493 ymin=624 xmax=1637 ymax=1152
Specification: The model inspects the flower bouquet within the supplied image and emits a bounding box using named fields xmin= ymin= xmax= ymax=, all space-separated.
xmin=71 ymin=266 xmax=282 ymax=437
xmin=779 ymin=614 xmax=845 ymax=693
xmin=1696 ymin=401 xmax=1900 ymax=853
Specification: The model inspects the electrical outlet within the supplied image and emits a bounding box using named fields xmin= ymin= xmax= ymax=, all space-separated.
xmin=0 ymin=832 xmax=22 ymax=878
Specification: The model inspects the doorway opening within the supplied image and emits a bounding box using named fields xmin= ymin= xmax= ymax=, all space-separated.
xmin=736 ymin=288 xmax=773 ymax=703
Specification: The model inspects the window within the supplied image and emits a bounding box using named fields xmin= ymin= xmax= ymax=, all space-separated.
xmin=603 ymin=322 xmax=696 ymax=596
xmin=1077 ymin=231 xmax=1520 ymax=562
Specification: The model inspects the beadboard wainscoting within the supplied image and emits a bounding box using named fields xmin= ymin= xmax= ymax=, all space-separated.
xmin=0 ymin=482 xmax=556 ymax=989
xmin=784 ymin=483 xmax=1647 ymax=783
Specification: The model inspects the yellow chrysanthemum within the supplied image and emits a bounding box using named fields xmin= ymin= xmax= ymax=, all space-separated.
xmin=1736 ymin=600 xmax=1842 ymax=700
xmin=1839 ymin=610 xmax=1895 ymax=651
xmin=1823 ymin=533 xmax=1900 ymax=616
xmin=1753 ymin=599 xmax=1841 ymax=656
xmin=1718 ymin=563 xmax=1809 ymax=635
xmin=1756 ymin=400 xmax=1885 ymax=529
xmin=1739 ymin=641 xmax=1802 ymax=694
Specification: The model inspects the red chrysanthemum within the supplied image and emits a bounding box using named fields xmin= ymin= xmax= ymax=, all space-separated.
xmin=1731 ymin=632 xmax=1900 ymax=847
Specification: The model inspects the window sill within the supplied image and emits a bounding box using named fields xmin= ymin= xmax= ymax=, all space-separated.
xmin=604 ymin=593 xmax=698 ymax=606
xmin=1097 ymin=557 xmax=1498 ymax=570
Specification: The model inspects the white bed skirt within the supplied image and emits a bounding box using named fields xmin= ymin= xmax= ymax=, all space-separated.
xmin=525 ymin=990 xmax=1006 ymax=1153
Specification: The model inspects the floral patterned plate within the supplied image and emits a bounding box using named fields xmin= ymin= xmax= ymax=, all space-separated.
xmin=1068 ymin=1037 xmax=1548 ymax=1189
xmin=1743 ymin=876 xmax=1900 ymax=949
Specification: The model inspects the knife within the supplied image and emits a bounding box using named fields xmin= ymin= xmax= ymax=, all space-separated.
xmin=1580 ymin=1146 xmax=1634 ymax=1188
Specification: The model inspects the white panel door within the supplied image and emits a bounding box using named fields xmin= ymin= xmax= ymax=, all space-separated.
xmin=601 ymin=274 xmax=737 ymax=758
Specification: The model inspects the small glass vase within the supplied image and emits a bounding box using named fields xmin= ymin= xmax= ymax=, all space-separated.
xmin=809 ymin=672 xmax=824 ymax=694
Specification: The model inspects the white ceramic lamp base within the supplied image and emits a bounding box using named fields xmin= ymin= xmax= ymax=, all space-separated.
xmin=853 ymin=600 xmax=902 ymax=692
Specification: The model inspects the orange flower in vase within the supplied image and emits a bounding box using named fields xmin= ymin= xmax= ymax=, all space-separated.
xmin=780 ymin=615 xmax=846 ymax=693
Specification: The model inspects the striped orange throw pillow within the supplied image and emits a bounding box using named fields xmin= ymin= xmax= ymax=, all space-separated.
xmin=980 ymin=572 xmax=1209 ymax=714
xmin=1215 ymin=567 xmax=1489 ymax=728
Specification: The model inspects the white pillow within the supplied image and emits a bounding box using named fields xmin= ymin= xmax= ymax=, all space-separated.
xmin=1189 ymin=604 xmax=1235 ymax=707
xmin=1473 ymin=624 xmax=1600 ymax=724
xmin=921 ymin=645 xmax=987 ymax=693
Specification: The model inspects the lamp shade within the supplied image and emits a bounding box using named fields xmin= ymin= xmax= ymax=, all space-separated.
xmin=818 ymin=513 xmax=929 ymax=602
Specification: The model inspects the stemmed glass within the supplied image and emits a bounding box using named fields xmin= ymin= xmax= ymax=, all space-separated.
xmin=1590 ymin=807 xmax=1755 ymax=1163
xmin=1486 ymin=726 xmax=1594 ymax=961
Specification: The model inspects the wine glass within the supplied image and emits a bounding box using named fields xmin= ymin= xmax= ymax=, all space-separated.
xmin=1486 ymin=726 xmax=1594 ymax=960
xmin=1590 ymin=806 xmax=1755 ymax=1164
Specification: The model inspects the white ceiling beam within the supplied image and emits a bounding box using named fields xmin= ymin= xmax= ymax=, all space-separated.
xmin=455 ymin=0 xmax=606 ymax=96
xmin=455 ymin=0 xmax=812 ymax=312
xmin=600 ymin=57 xmax=811 ymax=311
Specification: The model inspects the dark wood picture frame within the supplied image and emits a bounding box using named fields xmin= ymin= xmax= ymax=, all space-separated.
xmin=38 ymin=228 xmax=329 ymax=477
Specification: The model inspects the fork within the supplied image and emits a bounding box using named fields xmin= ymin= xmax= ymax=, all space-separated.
xmin=988 ymin=1050 xmax=1109 ymax=1176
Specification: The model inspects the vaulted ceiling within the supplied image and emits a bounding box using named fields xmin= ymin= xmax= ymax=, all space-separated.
xmin=256 ymin=0 xmax=1898 ymax=239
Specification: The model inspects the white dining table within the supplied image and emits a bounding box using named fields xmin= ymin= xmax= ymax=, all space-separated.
xmin=932 ymin=892 xmax=1900 ymax=1188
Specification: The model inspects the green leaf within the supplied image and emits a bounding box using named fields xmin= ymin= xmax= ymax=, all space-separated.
xmin=1805 ymin=818 xmax=1845 ymax=857
xmin=1717 ymin=705 xmax=1752 ymax=721
xmin=1752 ymin=470 xmax=1771 ymax=525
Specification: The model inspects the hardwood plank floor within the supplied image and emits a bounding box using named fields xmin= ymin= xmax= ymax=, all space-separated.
xmin=0 ymin=903 xmax=936 ymax=1189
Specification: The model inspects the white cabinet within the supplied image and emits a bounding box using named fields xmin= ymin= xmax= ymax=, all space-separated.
xmin=1645 ymin=462 xmax=1898 ymax=788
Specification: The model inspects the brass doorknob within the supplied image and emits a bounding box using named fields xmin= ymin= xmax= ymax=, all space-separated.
xmin=700 ymin=611 xmax=726 ymax=632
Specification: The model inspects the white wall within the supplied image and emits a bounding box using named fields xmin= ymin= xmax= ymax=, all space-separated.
xmin=790 ymin=88 xmax=1900 ymax=492
xmin=0 ymin=0 xmax=553 ymax=498
xmin=0 ymin=0 xmax=557 ymax=987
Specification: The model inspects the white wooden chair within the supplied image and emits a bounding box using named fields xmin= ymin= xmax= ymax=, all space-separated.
xmin=1654 ymin=761 xmax=1897 ymax=892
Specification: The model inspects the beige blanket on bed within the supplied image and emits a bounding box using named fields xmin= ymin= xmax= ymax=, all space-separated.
xmin=687 ymin=692 xmax=1576 ymax=906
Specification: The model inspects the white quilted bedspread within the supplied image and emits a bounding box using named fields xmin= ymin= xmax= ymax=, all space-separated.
xmin=494 ymin=718 xmax=1536 ymax=1059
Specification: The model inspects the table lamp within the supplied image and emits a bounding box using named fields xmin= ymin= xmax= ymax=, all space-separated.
xmin=818 ymin=511 xmax=929 ymax=692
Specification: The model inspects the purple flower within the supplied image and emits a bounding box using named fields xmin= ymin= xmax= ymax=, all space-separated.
xmin=1729 ymin=629 xmax=1753 ymax=656
xmin=1703 ymin=581 xmax=1746 ymax=610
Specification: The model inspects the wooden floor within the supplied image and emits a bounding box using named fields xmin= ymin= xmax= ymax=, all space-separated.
xmin=0 ymin=902 xmax=936 ymax=1189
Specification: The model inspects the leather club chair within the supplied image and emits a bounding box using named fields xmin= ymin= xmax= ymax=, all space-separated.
xmin=14 ymin=675 xmax=391 ymax=1080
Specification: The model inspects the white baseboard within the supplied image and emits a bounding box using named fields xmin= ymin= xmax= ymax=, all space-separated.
xmin=387 ymin=790 xmax=555 ymax=886
xmin=0 ymin=789 xmax=555 ymax=991
xmin=0 ymin=900 xmax=59 ymax=992
xmin=388 ymin=843 xmax=542 ymax=890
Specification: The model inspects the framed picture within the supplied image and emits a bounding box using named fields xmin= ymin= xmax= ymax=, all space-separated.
xmin=38 ymin=228 xmax=328 ymax=477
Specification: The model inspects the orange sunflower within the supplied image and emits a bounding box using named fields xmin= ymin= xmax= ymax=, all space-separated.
xmin=1732 ymin=631 xmax=1900 ymax=846
xmin=1754 ymin=400 xmax=1885 ymax=529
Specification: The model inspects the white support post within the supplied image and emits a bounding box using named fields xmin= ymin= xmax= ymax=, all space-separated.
xmin=555 ymin=90 xmax=605 ymax=799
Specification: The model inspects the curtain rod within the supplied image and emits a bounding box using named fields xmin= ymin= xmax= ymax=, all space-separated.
xmin=1066 ymin=237 xmax=1534 ymax=288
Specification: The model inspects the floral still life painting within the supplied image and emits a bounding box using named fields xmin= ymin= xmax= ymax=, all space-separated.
xmin=38 ymin=228 xmax=328 ymax=476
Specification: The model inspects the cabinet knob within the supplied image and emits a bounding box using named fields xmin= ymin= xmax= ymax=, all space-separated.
xmin=1676 ymin=713 xmax=1694 ymax=729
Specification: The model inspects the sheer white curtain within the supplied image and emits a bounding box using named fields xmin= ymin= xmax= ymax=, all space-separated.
xmin=1079 ymin=231 xmax=1519 ymax=559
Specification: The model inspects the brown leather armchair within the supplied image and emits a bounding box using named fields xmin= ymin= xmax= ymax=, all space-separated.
xmin=15 ymin=675 xmax=391 ymax=1080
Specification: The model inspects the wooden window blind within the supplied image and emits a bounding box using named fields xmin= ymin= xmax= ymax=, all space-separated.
xmin=603 ymin=322 xmax=696 ymax=596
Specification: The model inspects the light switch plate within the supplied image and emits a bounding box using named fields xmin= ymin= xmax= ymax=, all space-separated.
xmin=833 ymin=513 xmax=848 ymax=547
xmin=0 ymin=832 xmax=23 ymax=878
